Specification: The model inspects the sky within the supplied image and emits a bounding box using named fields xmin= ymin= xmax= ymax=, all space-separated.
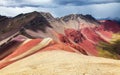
xmin=0 ymin=0 xmax=120 ymax=19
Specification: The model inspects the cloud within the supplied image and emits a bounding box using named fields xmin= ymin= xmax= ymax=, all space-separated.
xmin=0 ymin=0 xmax=54 ymax=7
xmin=0 ymin=7 xmax=35 ymax=16
xmin=54 ymin=0 xmax=120 ymax=6
xmin=48 ymin=3 xmax=120 ymax=18
xmin=0 ymin=0 xmax=120 ymax=19
xmin=0 ymin=6 xmax=56 ymax=17
xmin=0 ymin=0 xmax=120 ymax=8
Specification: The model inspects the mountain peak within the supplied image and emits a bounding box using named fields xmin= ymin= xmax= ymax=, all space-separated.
xmin=25 ymin=11 xmax=54 ymax=20
xmin=60 ymin=14 xmax=100 ymax=24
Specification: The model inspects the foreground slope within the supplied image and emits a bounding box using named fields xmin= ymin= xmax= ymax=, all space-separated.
xmin=0 ymin=50 xmax=120 ymax=75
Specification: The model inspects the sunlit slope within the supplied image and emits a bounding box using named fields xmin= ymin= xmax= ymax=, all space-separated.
xmin=0 ymin=50 xmax=120 ymax=75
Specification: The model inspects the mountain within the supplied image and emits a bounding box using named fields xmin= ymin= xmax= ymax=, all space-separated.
xmin=0 ymin=11 xmax=54 ymax=40
xmin=0 ymin=11 xmax=100 ymax=40
xmin=0 ymin=11 xmax=102 ymax=57
xmin=98 ymin=17 xmax=120 ymax=24
xmin=0 ymin=11 xmax=120 ymax=72
xmin=0 ymin=11 xmax=120 ymax=55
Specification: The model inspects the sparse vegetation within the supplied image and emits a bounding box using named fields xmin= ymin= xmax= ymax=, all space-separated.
xmin=97 ymin=34 xmax=120 ymax=59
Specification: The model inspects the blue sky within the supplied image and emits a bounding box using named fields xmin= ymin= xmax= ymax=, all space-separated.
xmin=0 ymin=0 xmax=120 ymax=19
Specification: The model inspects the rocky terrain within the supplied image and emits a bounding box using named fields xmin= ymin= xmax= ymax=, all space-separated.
xmin=0 ymin=11 xmax=120 ymax=75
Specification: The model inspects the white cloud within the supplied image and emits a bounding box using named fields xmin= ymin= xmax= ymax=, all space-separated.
xmin=0 ymin=0 xmax=16 ymax=6
xmin=0 ymin=0 xmax=53 ymax=7
xmin=0 ymin=7 xmax=35 ymax=16
xmin=0 ymin=6 xmax=56 ymax=17
xmin=24 ymin=0 xmax=53 ymax=4
xmin=0 ymin=0 xmax=7 ymax=5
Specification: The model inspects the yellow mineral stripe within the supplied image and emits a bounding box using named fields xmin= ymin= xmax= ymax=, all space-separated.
xmin=20 ymin=39 xmax=32 ymax=46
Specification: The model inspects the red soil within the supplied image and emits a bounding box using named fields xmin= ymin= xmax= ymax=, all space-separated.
xmin=0 ymin=39 xmax=42 ymax=69
xmin=0 ymin=39 xmax=76 ymax=69
xmin=3 ymin=39 xmax=42 ymax=60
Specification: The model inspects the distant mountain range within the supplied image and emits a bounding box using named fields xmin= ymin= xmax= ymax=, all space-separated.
xmin=98 ymin=17 xmax=120 ymax=24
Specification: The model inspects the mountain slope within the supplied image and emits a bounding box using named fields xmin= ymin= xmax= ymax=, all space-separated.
xmin=0 ymin=11 xmax=120 ymax=59
xmin=0 ymin=50 xmax=120 ymax=75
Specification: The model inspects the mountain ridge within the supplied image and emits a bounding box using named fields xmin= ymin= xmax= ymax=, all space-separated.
xmin=0 ymin=11 xmax=120 ymax=60
xmin=0 ymin=11 xmax=100 ymax=41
